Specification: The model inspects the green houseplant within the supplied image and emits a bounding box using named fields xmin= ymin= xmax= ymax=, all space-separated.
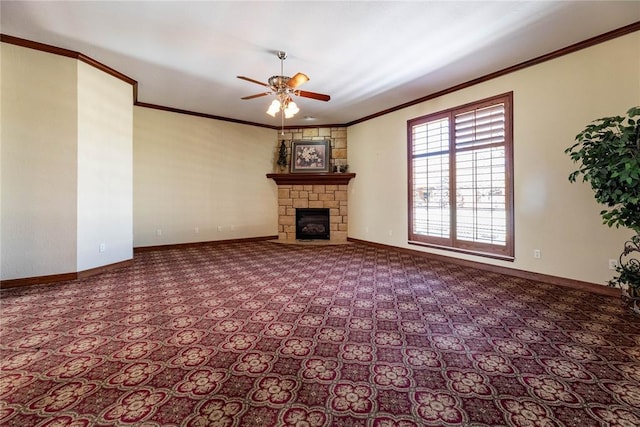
xmin=276 ymin=140 xmax=288 ymax=172
xmin=565 ymin=106 xmax=640 ymax=313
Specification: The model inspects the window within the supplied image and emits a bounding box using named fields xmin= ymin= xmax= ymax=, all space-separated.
xmin=408 ymin=92 xmax=514 ymax=259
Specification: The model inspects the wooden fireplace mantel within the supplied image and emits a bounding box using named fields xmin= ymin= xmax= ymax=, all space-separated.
xmin=266 ymin=173 xmax=356 ymax=185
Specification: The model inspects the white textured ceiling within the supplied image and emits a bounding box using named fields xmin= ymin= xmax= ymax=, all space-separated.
xmin=2 ymin=1 xmax=639 ymax=127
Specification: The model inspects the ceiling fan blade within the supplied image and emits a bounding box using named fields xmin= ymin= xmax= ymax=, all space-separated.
xmin=297 ymin=90 xmax=331 ymax=102
xmin=241 ymin=92 xmax=271 ymax=100
xmin=237 ymin=76 xmax=270 ymax=87
xmin=287 ymin=72 xmax=309 ymax=88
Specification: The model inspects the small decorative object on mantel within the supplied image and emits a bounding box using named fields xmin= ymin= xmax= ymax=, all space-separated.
xmin=333 ymin=163 xmax=349 ymax=173
xmin=276 ymin=140 xmax=288 ymax=172
xmin=566 ymin=106 xmax=640 ymax=314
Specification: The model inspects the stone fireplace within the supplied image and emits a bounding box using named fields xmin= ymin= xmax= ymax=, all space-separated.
xmin=268 ymin=126 xmax=352 ymax=243
xmin=267 ymin=173 xmax=355 ymax=243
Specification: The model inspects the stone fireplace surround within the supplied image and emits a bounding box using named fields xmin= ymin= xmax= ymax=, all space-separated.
xmin=267 ymin=126 xmax=355 ymax=243
xmin=269 ymin=127 xmax=352 ymax=243
xmin=267 ymin=173 xmax=355 ymax=243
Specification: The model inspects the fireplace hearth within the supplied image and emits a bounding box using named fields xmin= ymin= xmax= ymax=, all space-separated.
xmin=296 ymin=208 xmax=330 ymax=240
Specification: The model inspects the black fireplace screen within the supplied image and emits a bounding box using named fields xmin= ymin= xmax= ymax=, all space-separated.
xmin=296 ymin=208 xmax=330 ymax=240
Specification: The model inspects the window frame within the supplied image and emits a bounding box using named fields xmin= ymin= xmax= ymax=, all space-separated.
xmin=407 ymin=92 xmax=514 ymax=260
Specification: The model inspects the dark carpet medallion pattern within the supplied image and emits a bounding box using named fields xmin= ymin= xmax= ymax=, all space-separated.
xmin=1 ymin=241 xmax=639 ymax=426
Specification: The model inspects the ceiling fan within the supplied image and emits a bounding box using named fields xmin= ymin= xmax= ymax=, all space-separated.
xmin=237 ymin=51 xmax=330 ymax=121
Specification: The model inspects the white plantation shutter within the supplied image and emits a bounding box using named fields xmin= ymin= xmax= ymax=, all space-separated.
xmin=411 ymin=117 xmax=451 ymax=241
xmin=408 ymin=93 xmax=513 ymax=259
xmin=455 ymin=104 xmax=506 ymax=149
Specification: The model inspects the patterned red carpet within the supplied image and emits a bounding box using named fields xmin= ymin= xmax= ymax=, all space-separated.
xmin=1 ymin=241 xmax=639 ymax=426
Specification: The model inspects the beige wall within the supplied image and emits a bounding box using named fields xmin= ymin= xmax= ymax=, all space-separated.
xmin=1 ymin=44 xmax=79 ymax=280
xmin=1 ymin=43 xmax=3 ymax=273
xmin=1 ymin=44 xmax=133 ymax=281
xmin=348 ymin=31 xmax=640 ymax=286
xmin=133 ymin=106 xmax=277 ymax=247
xmin=77 ymin=61 xmax=133 ymax=271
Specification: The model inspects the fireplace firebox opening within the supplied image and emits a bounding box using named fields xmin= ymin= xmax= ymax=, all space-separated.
xmin=296 ymin=208 xmax=330 ymax=240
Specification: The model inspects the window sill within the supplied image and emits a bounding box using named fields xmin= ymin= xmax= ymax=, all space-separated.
xmin=408 ymin=240 xmax=515 ymax=262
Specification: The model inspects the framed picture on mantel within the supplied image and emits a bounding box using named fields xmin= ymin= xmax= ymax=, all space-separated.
xmin=290 ymin=140 xmax=331 ymax=173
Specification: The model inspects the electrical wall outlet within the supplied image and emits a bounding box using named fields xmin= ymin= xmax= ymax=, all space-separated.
xmin=609 ymin=259 xmax=619 ymax=270
xmin=156 ymin=229 xmax=162 ymax=237
xmin=533 ymin=249 xmax=541 ymax=259
xmin=99 ymin=243 xmax=106 ymax=253
xmin=217 ymin=225 xmax=223 ymax=232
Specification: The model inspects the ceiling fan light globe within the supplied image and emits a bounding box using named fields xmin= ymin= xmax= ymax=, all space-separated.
xmin=287 ymin=101 xmax=299 ymax=114
xmin=266 ymin=99 xmax=280 ymax=117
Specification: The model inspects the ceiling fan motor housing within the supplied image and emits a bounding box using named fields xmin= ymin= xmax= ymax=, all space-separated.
xmin=268 ymin=76 xmax=292 ymax=93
